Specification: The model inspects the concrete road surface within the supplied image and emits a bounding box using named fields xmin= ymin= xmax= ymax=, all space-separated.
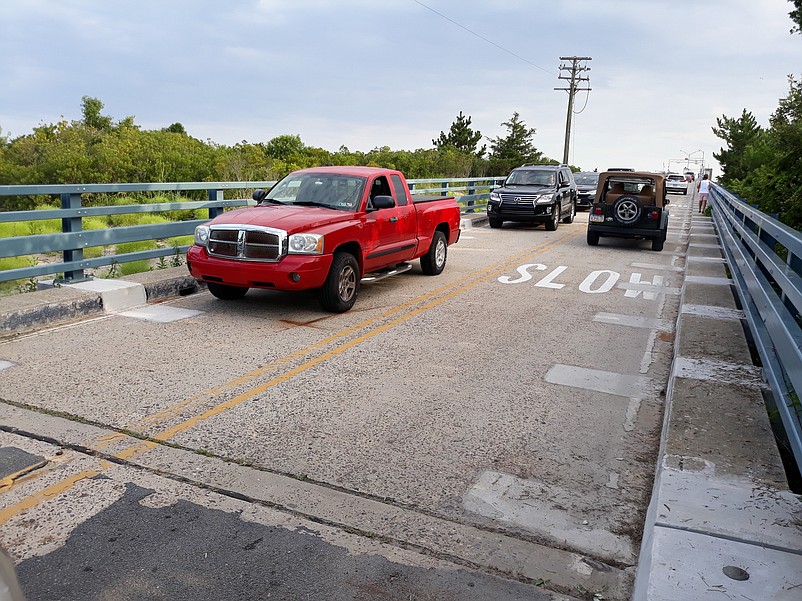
xmin=0 ymin=197 xmax=717 ymax=600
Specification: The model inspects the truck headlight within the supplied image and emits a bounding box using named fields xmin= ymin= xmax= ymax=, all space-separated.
xmin=288 ymin=233 xmax=324 ymax=254
xmin=194 ymin=225 xmax=210 ymax=246
xmin=536 ymin=193 xmax=555 ymax=204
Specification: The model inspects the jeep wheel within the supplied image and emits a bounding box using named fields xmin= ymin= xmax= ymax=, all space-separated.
xmin=207 ymin=282 xmax=248 ymax=300
xmin=545 ymin=203 xmax=560 ymax=231
xmin=488 ymin=217 xmax=503 ymax=229
xmin=652 ymin=229 xmax=666 ymax=252
xmin=562 ymin=199 xmax=576 ymax=224
xmin=613 ymin=195 xmax=642 ymax=226
xmin=587 ymin=230 xmax=600 ymax=246
xmin=421 ymin=230 xmax=447 ymax=275
xmin=320 ymin=252 xmax=359 ymax=312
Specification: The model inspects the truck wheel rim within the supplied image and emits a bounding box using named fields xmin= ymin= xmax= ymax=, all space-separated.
xmin=435 ymin=238 xmax=446 ymax=267
xmin=338 ymin=266 xmax=357 ymax=300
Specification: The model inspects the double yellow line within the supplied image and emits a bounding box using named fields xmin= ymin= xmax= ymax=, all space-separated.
xmin=1 ymin=229 xmax=580 ymax=523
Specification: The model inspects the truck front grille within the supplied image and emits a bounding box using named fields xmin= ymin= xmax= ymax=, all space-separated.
xmin=207 ymin=226 xmax=287 ymax=261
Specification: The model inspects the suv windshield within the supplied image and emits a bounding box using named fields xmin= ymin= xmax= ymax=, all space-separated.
xmin=505 ymin=170 xmax=556 ymax=186
xmin=265 ymin=173 xmax=366 ymax=210
xmin=574 ymin=173 xmax=599 ymax=186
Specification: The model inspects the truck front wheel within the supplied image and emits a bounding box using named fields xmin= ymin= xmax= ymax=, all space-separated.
xmin=421 ymin=230 xmax=447 ymax=276
xmin=207 ymin=282 xmax=249 ymax=300
xmin=320 ymin=252 xmax=360 ymax=312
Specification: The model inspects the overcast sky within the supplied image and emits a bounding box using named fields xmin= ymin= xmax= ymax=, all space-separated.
xmin=1 ymin=0 xmax=799 ymax=177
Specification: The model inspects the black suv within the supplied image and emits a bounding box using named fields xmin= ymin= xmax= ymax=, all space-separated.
xmin=486 ymin=164 xmax=577 ymax=230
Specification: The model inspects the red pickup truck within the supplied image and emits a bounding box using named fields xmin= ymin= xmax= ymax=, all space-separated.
xmin=187 ymin=166 xmax=462 ymax=312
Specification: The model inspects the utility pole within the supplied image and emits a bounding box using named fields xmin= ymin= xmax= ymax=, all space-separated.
xmin=555 ymin=56 xmax=592 ymax=165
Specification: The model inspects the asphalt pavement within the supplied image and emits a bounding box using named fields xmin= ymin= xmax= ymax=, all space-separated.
xmin=1 ymin=207 xmax=801 ymax=600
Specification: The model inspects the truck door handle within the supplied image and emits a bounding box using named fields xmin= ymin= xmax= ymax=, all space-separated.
xmin=389 ymin=217 xmax=398 ymax=222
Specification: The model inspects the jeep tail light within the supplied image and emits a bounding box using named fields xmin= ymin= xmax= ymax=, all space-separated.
xmin=648 ymin=210 xmax=660 ymax=219
xmin=592 ymin=207 xmax=603 ymax=215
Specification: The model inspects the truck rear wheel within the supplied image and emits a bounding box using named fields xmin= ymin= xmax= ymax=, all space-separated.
xmin=320 ymin=252 xmax=359 ymax=312
xmin=207 ymin=282 xmax=248 ymax=300
xmin=421 ymin=231 xmax=447 ymax=276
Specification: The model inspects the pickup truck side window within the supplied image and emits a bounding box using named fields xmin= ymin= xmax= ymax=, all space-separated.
xmin=390 ymin=174 xmax=409 ymax=206
xmin=369 ymin=176 xmax=394 ymax=206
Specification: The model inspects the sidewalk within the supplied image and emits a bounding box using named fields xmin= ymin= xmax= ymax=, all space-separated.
xmin=633 ymin=211 xmax=802 ymax=599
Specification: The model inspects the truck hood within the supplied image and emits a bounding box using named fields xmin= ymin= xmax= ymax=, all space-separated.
xmin=208 ymin=205 xmax=356 ymax=233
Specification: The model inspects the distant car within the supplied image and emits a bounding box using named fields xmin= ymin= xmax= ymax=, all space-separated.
xmin=607 ymin=167 xmax=635 ymax=172
xmin=666 ymin=173 xmax=688 ymax=195
xmin=586 ymin=171 xmax=670 ymax=251
xmin=573 ymin=171 xmax=599 ymax=210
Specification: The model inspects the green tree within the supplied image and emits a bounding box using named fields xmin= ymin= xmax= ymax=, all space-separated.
xmin=80 ymin=96 xmax=114 ymax=132
xmin=712 ymin=109 xmax=763 ymax=185
xmin=790 ymin=0 xmax=802 ymax=33
xmin=265 ymin=134 xmax=305 ymax=163
xmin=163 ymin=122 xmax=187 ymax=135
xmin=487 ymin=112 xmax=543 ymax=174
xmin=433 ymin=111 xmax=486 ymax=157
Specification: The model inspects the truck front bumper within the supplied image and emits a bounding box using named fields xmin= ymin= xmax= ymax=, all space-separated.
xmin=187 ymin=245 xmax=333 ymax=291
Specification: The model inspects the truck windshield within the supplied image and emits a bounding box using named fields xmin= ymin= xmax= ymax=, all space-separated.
xmin=264 ymin=173 xmax=367 ymax=211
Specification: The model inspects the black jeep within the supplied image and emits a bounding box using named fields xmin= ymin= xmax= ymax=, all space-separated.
xmin=486 ymin=164 xmax=577 ymax=230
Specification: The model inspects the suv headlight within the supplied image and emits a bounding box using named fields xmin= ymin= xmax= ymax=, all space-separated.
xmin=288 ymin=233 xmax=324 ymax=254
xmin=194 ymin=225 xmax=210 ymax=246
xmin=535 ymin=193 xmax=555 ymax=204
xmin=489 ymin=192 xmax=500 ymax=202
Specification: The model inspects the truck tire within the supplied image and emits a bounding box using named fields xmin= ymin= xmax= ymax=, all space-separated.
xmin=421 ymin=230 xmax=447 ymax=276
xmin=207 ymin=282 xmax=248 ymax=300
xmin=587 ymin=230 xmax=600 ymax=246
xmin=545 ymin=203 xmax=560 ymax=231
xmin=320 ymin=252 xmax=359 ymax=312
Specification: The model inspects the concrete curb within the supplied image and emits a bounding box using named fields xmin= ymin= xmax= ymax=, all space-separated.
xmin=633 ymin=213 xmax=802 ymax=600
xmin=0 ymin=267 xmax=203 ymax=339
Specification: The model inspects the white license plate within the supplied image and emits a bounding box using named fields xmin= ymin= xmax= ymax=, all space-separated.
xmin=589 ymin=214 xmax=604 ymax=223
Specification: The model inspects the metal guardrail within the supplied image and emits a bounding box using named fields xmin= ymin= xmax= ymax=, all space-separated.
xmin=710 ymin=184 xmax=802 ymax=473
xmin=0 ymin=177 xmax=503 ymax=284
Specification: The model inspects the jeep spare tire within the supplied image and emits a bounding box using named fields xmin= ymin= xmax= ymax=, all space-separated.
xmin=612 ymin=195 xmax=642 ymax=226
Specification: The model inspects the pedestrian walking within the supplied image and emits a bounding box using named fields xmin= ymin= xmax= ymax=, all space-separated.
xmin=697 ymin=174 xmax=711 ymax=213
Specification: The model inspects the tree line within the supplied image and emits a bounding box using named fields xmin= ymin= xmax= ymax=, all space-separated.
xmin=0 ymin=98 xmax=564 ymax=211
xmin=712 ymin=2 xmax=802 ymax=230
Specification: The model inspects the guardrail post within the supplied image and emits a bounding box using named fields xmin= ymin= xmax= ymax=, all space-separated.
xmin=208 ymin=189 xmax=224 ymax=218
xmin=441 ymin=181 xmax=448 ymax=197
xmin=466 ymin=180 xmax=475 ymax=213
xmin=60 ymin=192 xmax=85 ymax=282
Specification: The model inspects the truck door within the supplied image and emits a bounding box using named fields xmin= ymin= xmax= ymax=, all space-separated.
xmin=364 ymin=175 xmax=417 ymax=271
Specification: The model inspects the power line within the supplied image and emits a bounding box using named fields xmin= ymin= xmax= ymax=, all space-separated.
xmin=411 ymin=0 xmax=557 ymax=77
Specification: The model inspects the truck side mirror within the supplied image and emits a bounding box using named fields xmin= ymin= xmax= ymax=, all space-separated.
xmin=253 ymin=189 xmax=267 ymax=202
xmin=370 ymin=195 xmax=396 ymax=210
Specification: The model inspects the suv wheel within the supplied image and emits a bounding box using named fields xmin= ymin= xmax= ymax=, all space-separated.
xmin=488 ymin=216 xmax=503 ymax=229
xmin=587 ymin=230 xmax=600 ymax=246
xmin=613 ymin=195 xmax=642 ymax=226
xmin=545 ymin=203 xmax=560 ymax=231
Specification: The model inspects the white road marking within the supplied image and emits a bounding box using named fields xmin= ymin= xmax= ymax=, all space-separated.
xmin=631 ymin=262 xmax=683 ymax=272
xmin=117 ymin=305 xmax=203 ymax=323
xmin=681 ymin=304 xmax=744 ymax=320
xmin=593 ymin=312 xmax=674 ymax=332
xmin=0 ymin=360 xmax=14 ymax=371
xmin=545 ymin=364 xmax=657 ymax=400
xmin=684 ymin=275 xmax=732 ymax=286
xmin=672 ymin=357 xmax=765 ymax=387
